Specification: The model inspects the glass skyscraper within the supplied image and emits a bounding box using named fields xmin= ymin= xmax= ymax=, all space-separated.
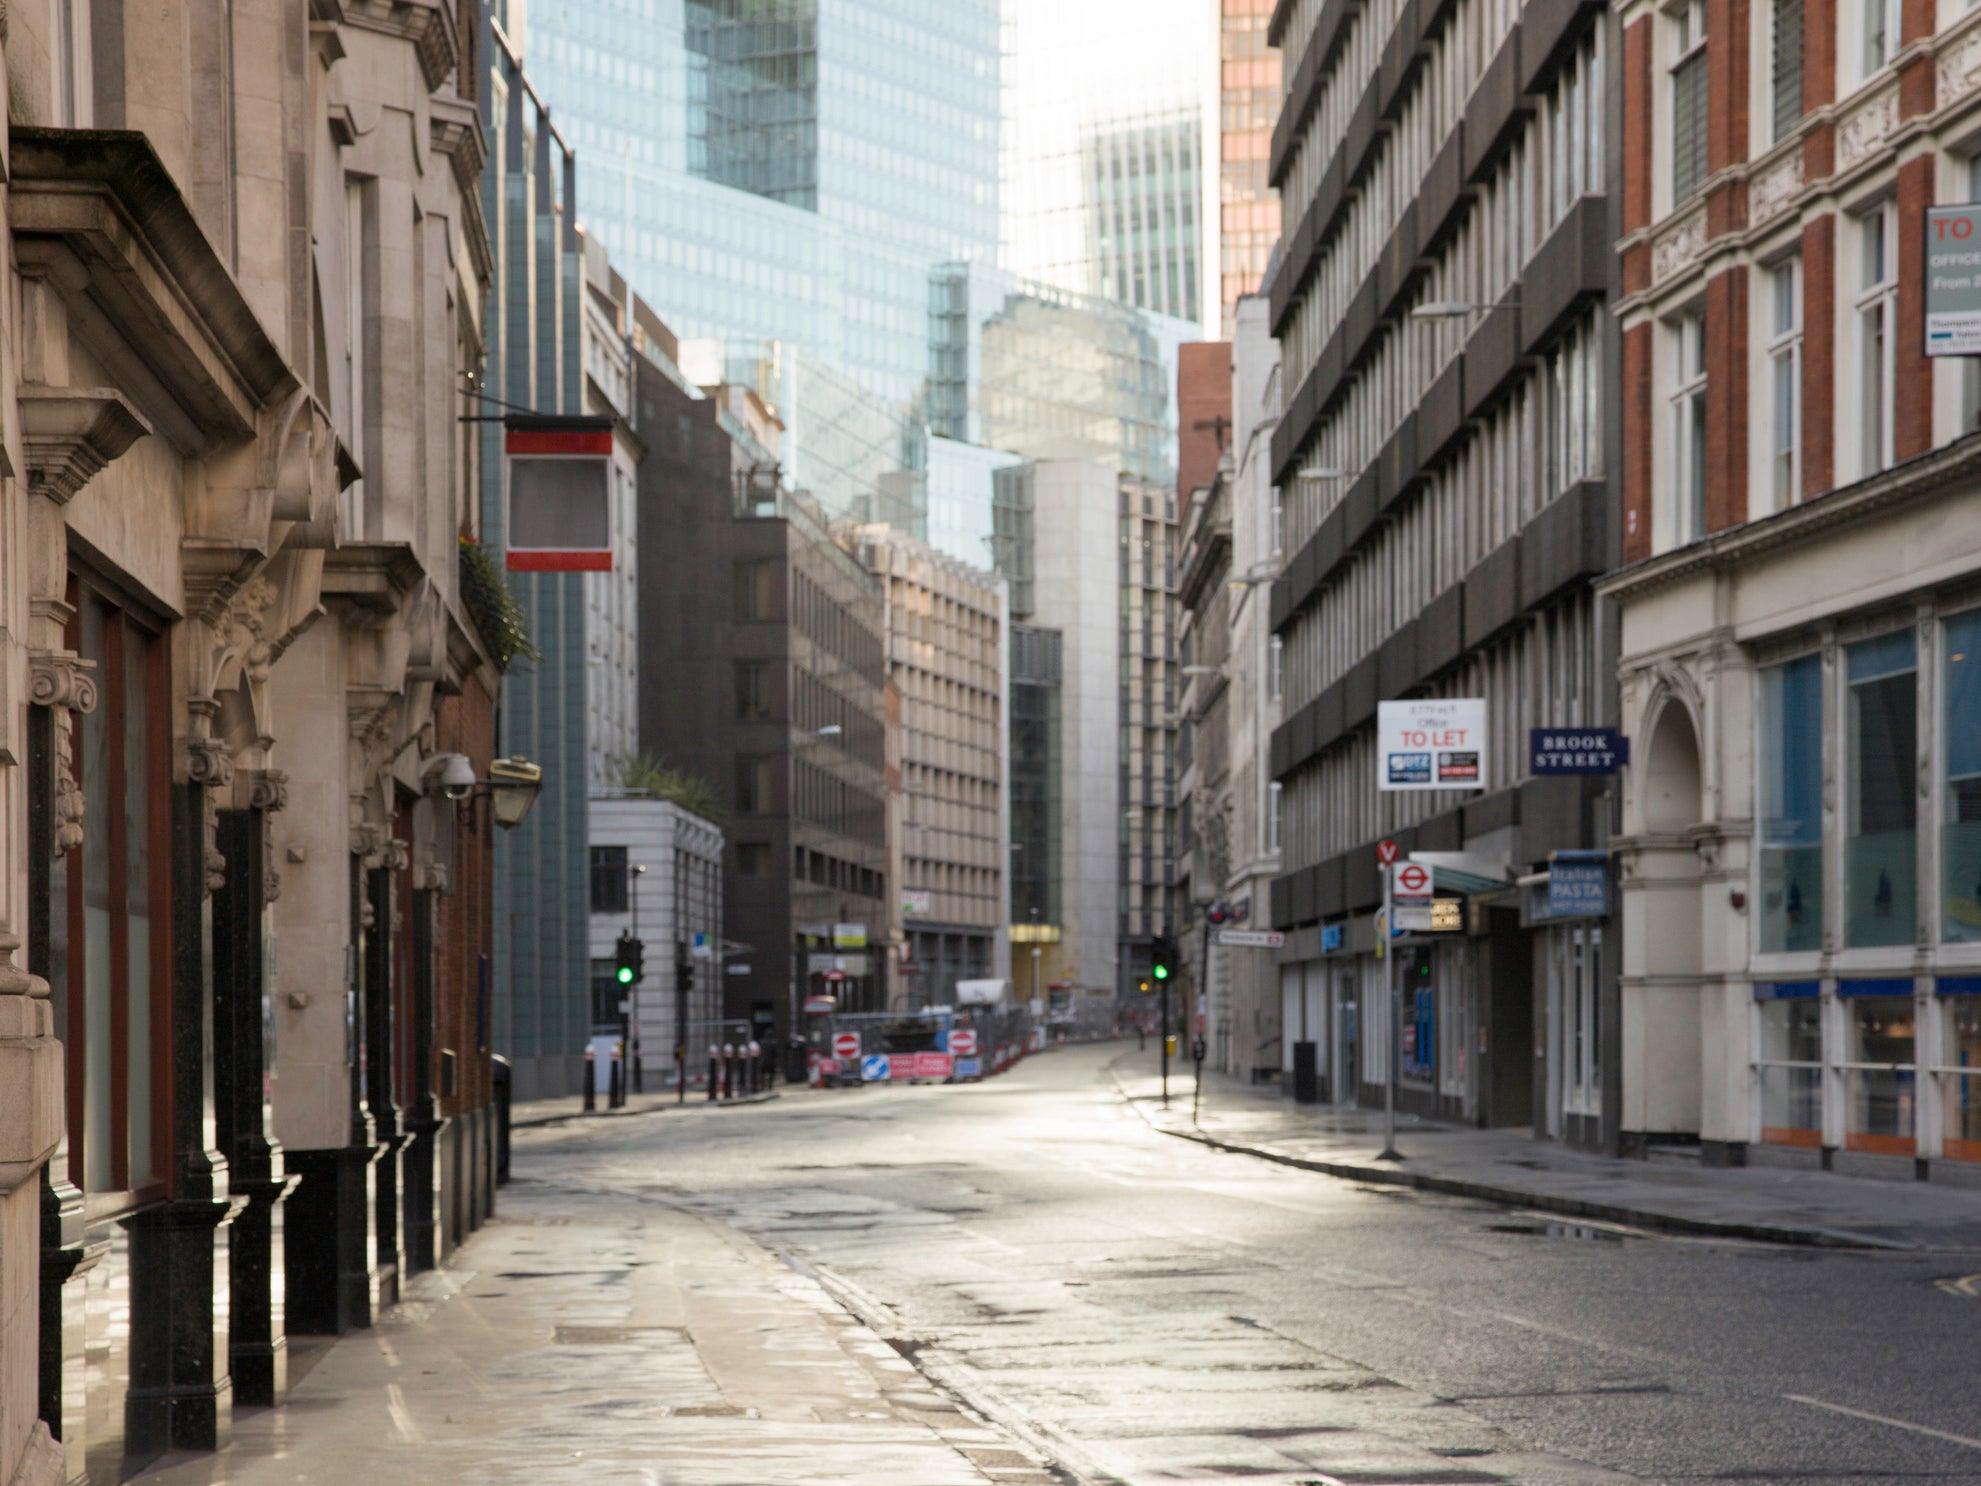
xmin=519 ymin=0 xmax=1000 ymax=409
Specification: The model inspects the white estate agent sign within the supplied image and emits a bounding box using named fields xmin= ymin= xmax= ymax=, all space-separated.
xmin=1377 ymin=698 xmax=1488 ymax=791
xmin=1927 ymin=205 xmax=1981 ymax=357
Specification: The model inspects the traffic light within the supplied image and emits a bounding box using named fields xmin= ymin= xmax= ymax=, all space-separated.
xmin=1150 ymin=936 xmax=1174 ymax=983
xmin=1138 ymin=977 xmax=1152 ymax=994
xmin=1206 ymin=903 xmax=1230 ymax=926
xmin=615 ymin=932 xmax=645 ymax=986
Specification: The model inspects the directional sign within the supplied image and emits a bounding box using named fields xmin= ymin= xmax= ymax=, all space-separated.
xmin=860 ymin=1054 xmax=890 ymax=1082
xmin=1393 ymin=861 xmax=1433 ymax=903
xmin=1376 ymin=838 xmax=1400 ymax=867
xmin=832 ymin=1032 xmax=861 ymax=1060
xmin=949 ymin=1028 xmax=979 ymax=1057
xmin=917 ymin=1052 xmax=954 ymax=1080
xmin=1215 ymin=928 xmax=1286 ymax=948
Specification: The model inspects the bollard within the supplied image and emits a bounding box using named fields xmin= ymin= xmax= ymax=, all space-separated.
xmin=707 ymin=1045 xmax=720 ymax=1101
xmin=583 ymin=1046 xmax=597 ymax=1112
xmin=609 ymin=1042 xmax=624 ymax=1108
xmin=746 ymin=1040 xmax=761 ymax=1094
xmin=721 ymin=1042 xmax=735 ymax=1098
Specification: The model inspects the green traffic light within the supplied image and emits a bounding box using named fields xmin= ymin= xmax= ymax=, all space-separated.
xmin=1152 ymin=964 xmax=1168 ymax=980
xmin=616 ymin=965 xmax=634 ymax=984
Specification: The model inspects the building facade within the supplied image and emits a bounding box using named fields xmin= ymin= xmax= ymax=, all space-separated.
xmin=1265 ymin=0 xmax=1623 ymax=1144
xmin=635 ymin=361 xmax=889 ymax=1052
xmin=1603 ymin=0 xmax=1981 ymax=1175
xmin=1220 ymin=0 xmax=1284 ymax=336
xmin=1 ymin=0 xmax=510 ymax=1479
xmin=857 ymin=528 xmax=1006 ymax=1008
xmin=580 ymin=236 xmax=645 ymax=786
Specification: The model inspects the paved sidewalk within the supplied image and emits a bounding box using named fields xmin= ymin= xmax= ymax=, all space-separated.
xmin=134 ymin=1158 xmax=1059 ymax=1486
xmin=509 ymin=1085 xmax=785 ymax=1128
xmin=1109 ymin=1049 xmax=1981 ymax=1252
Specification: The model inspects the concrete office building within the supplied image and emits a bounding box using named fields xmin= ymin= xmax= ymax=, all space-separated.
xmin=1265 ymin=0 xmax=1622 ymax=1145
xmin=635 ymin=358 xmax=890 ymax=1050
xmin=1601 ymin=0 xmax=1981 ymax=1175
xmin=858 ymin=527 xmax=1007 ymax=1006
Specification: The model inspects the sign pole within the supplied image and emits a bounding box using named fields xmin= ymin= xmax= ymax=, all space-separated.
xmin=1380 ymin=863 xmax=1400 ymax=1161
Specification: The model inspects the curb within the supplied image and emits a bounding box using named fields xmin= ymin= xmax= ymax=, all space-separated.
xmin=1105 ymin=1063 xmax=1887 ymax=1251
xmin=511 ymin=1089 xmax=782 ymax=1130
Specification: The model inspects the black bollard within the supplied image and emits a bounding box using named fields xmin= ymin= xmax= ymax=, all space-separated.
xmin=583 ymin=1046 xmax=597 ymax=1112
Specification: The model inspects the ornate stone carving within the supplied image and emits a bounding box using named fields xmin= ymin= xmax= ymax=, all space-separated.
xmin=380 ymin=840 xmax=411 ymax=873
xmin=248 ymin=769 xmax=290 ymax=813
xmin=186 ymin=737 xmax=236 ymax=789
xmin=1651 ymin=207 xmax=1706 ymax=287
xmin=1838 ymin=86 xmax=1898 ymax=171
xmin=350 ymin=822 xmax=384 ymax=862
xmin=17 ymin=387 xmax=150 ymax=504
xmin=1749 ymin=151 xmax=1802 ymax=226
xmin=30 ymin=649 xmax=98 ymax=857
xmin=0 ymin=928 xmax=50 ymax=998
xmin=416 ymin=860 xmax=451 ymax=894
xmin=265 ymin=865 xmax=283 ymax=905
xmin=1940 ymin=26 xmax=1981 ymax=107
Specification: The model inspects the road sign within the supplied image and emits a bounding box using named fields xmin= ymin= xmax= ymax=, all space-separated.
xmin=1214 ymin=928 xmax=1285 ymax=948
xmin=823 ymin=969 xmax=848 ymax=983
xmin=917 ymin=1051 xmax=954 ymax=1079
xmin=860 ymin=1054 xmax=890 ymax=1082
xmin=1376 ymin=838 xmax=1400 ymax=866
xmin=949 ymin=1028 xmax=979 ymax=1057
xmin=1529 ymin=727 xmax=1629 ymax=775
xmin=1393 ymin=861 xmax=1433 ymax=902
xmin=1393 ymin=904 xmax=1434 ymax=931
xmin=890 ymin=1056 xmax=918 ymax=1081
xmin=818 ymin=1057 xmax=841 ymax=1077
xmin=955 ymin=1057 xmax=982 ymax=1079
xmin=832 ymin=1032 xmax=861 ymax=1060
xmin=1378 ymin=698 xmax=1487 ymax=791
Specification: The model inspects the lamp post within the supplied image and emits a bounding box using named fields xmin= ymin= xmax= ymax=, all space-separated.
xmin=626 ymin=863 xmax=646 ymax=1094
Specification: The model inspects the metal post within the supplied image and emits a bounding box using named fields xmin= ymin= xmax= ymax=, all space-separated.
xmin=1194 ymin=915 xmax=1213 ymax=1123
xmin=1159 ymin=974 xmax=1171 ymax=1109
xmin=676 ymin=938 xmax=690 ymax=1106
xmin=1380 ymin=863 xmax=1400 ymax=1161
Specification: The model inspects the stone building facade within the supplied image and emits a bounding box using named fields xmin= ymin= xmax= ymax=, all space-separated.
xmin=1605 ymin=0 xmax=1981 ymax=1174
xmin=0 ymin=0 xmax=510 ymax=1481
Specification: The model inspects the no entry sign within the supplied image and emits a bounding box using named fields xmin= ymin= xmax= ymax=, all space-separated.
xmin=949 ymin=1028 xmax=978 ymax=1057
xmin=832 ymin=1032 xmax=861 ymax=1060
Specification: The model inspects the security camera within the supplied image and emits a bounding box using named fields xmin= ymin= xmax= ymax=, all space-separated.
xmin=423 ymin=753 xmax=477 ymax=801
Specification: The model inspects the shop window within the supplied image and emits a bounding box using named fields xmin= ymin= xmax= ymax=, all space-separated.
xmin=1938 ymin=982 xmax=1981 ymax=1162
xmin=1942 ymin=610 xmax=1981 ymax=942
xmin=1841 ymin=984 xmax=1916 ymax=1155
xmin=1754 ymin=982 xmax=1821 ymax=1146
xmin=1758 ymin=654 xmax=1823 ymax=953
xmin=1844 ymin=631 xmax=1916 ymax=947
xmin=48 ymin=582 xmax=170 ymax=1196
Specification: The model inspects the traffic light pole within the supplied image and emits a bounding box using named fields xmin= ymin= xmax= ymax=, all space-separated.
xmin=1380 ymin=864 xmax=1400 ymax=1161
xmin=1159 ymin=969 xmax=1170 ymax=1108
xmin=675 ymin=938 xmax=690 ymax=1106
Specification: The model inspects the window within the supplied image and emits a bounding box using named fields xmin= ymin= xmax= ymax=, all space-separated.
xmin=734 ymin=559 xmax=774 ymax=620
xmin=48 ymin=582 xmax=170 ymax=1195
xmin=1268 ymin=635 xmax=1283 ymax=701
xmin=736 ymin=755 xmax=775 ymax=814
xmin=1772 ymin=0 xmax=1803 ymax=140
xmin=1269 ymin=485 xmax=1283 ymax=556
xmin=1267 ymin=781 xmax=1283 ymax=854
xmin=1845 ymin=630 xmax=1916 ymax=947
xmin=1758 ymin=654 xmax=1823 ymax=953
xmin=344 ymin=178 xmax=374 ymax=537
xmin=1767 ymin=259 xmax=1801 ymax=510
xmin=1941 ymin=989 xmax=1981 ymax=1161
xmin=735 ymin=842 xmax=772 ymax=876
xmin=1671 ymin=0 xmax=1709 ymax=203
xmin=735 ymin=660 xmax=773 ymax=720
xmin=1860 ymin=0 xmax=1899 ymax=76
xmin=1856 ymin=206 xmax=1896 ymax=476
xmin=1942 ymin=610 xmax=1981 ymax=942
xmin=1755 ymin=985 xmax=1822 ymax=1145
xmin=1670 ymin=309 xmax=1708 ymax=543
xmin=589 ymin=845 xmax=629 ymax=914
xmin=1842 ymin=985 xmax=1916 ymax=1153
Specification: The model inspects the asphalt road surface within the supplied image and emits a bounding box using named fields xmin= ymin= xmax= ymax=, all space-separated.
xmin=511 ymin=1044 xmax=1981 ymax=1486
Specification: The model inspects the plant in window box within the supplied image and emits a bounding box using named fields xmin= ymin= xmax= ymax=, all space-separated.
xmin=458 ymin=534 xmax=541 ymax=673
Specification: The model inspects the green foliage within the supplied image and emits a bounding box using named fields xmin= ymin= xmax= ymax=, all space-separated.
xmin=458 ymin=535 xmax=541 ymax=673
xmin=612 ymin=751 xmax=726 ymax=824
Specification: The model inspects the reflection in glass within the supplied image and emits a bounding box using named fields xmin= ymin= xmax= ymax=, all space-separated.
xmin=1757 ymin=995 xmax=1821 ymax=1145
xmin=1845 ymin=992 xmax=1915 ymax=1153
xmin=1758 ymin=654 xmax=1822 ymax=952
xmin=1845 ymin=632 xmax=1915 ymax=948
xmin=1943 ymin=611 xmax=1981 ymax=941
xmin=1944 ymin=996 xmax=1981 ymax=1162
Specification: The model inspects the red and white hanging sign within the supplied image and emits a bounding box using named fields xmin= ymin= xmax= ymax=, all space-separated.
xmin=504 ymin=416 xmax=614 ymax=571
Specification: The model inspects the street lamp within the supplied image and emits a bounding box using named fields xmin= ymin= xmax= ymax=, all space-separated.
xmin=424 ymin=753 xmax=544 ymax=830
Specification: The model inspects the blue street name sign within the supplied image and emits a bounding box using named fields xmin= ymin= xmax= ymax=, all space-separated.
xmin=1529 ymin=727 xmax=1629 ymax=775
xmin=1547 ymin=852 xmax=1609 ymax=918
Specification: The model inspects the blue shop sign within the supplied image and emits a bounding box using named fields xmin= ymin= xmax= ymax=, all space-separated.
xmin=1530 ymin=727 xmax=1630 ymax=775
xmin=1547 ymin=852 xmax=1609 ymax=917
xmin=1320 ymin=923 xmax=1344 ymax=953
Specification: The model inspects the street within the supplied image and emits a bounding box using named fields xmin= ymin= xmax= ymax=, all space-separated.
xmin=510 ymin=1043 xmax=1981 ymax=1485
xmin=139 ymin=1043 xmax=1981 ymax=1486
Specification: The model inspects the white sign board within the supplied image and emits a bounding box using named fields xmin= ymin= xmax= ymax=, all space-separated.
xmin=1927 ymin=205 xmax=1981 ymax=356
xmin=1377 ymin=698 xmax=1487 ymax=791
xmin=1214 ymin=928 xmax=1286 ymax=948
xmin=1392 ymin=861 xmax=1433 ymax=904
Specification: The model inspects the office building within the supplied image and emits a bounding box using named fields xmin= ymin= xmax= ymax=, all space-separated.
xmin=858 ymin=527 xmax=1007 ymax=1006
xmin=1219 ymin=0 xmax=1282 ymax=335
xmin=1265 ymin=0 xmax=1621 ymax=1144
xmin=1602 ymin=0 xmax=1981 ymax=1177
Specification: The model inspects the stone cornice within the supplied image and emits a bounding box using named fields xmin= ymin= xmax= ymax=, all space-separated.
xmin=340 ymin=0 xmax=457 ymax=92
xmin=1597 ymin=433 xmax=1981 ymax=604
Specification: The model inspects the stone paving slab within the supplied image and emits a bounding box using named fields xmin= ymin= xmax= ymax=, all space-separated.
xmin=508 ymin=1086 xmax=785 ymax=1129
xmin=131 ymin=1168 xmax=1060 ymax=1486
xmin=1109 ymin=1051 xmax=1981 ymax=1252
